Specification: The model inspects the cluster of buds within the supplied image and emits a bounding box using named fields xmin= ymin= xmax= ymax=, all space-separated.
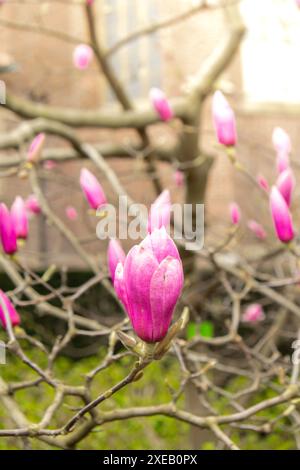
xmin=213 ymin=91 xmax=296 ymax=245
xmin=270 ymin=127 xmax=295 ymax=244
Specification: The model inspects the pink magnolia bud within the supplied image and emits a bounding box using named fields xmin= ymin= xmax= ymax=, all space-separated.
xmin=27 ymin=133 xmax=45 ymax=164
xmin=0 ymin=290 xmax=20 ymax=329
xmin=242 ymin=303 xmax=265 ymax=323
xmin=114 ymin=227 xmax=184 ymax=343
xmin=86 ymin=0 xmax=94 ymax=4
xmin=148 ymin=189 xmax=171 ymax=233
xmin=173 ymin=170 xmax=184 ymax=188
xmin=80 ymin=168 xmax=107 ymax=210
xmin=114 ymin=262 xmax=129 ymax=312
xmin=270 ymin=186 xmax=294 ymax=243
xmin=43 ymin=160 xmax=56 ymax=171
xmin=247 ymin=220 xmax=267 ymax=240
xmin=73 ymin=44 xmax=93 ymax=70
xmin=11 ymin=196 xmax=29 ymax=240
xmin=25 ymin=194 xmax=41 ymax=215
xmin=65 ymin=206 xmax=78 ymax=221
xmin=212 ymin=90 xmax=237 ymax=147
xmin=107 ymin=238 xmax=126 ymax=282
xmin=276 ymin=168 xmax=295 ymax=207
xmin=229 ymin=202 xmax=241 ymax=225
xmin=276 ymin=150 xmax=290 ymax=174
xmin=272 ymin=127 xmax=291 ymax=155
xmin=149 ymin=87 xmax=174 ymax=122
xmin=0 ymin=203 xmax=17 ymax=255
xmin=257 ymin=174 xmax=269 ymax=192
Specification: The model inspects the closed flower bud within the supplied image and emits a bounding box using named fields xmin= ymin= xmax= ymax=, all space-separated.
xmin=25 ymin=194 xmax=41 ymax=215
xmin=272 ymin=127 xmax=291 ymax=155
xmin=242 ymin=303 xmax=265 ymax=323
xmin=257 ymin=174 xmax=269 ymax=192
xmin=114 ymin=227 xmax=184 ymax=343
xmin=65 ymin=206 xmax=78 ymax=221
xmin=147 ymin=189 xmax=171 ymax=233
xmin=107 ymin=238 xmax=126 ymax=282
xmin=229 ymin=202 xmax=241 ymax=225
xmin=0 ymin=203 xmax=17 ymax=255
xmin=27 ymin=133 xmax=45 ymax=164
xmin=73 ymin=44 xmax=93 ymax=70
xmin=43 ymin=160 xmax=56 ymax=171
xmin=0 ymin=290 xmax=20 ymax=329
xmin=276 ymin=168 xmax=295 ymax=207
xmin=11 ymin=196 xmax=29 ymax=240
xmin=270 ymin=186 xmax=294 ymax=243
xmin=149 ymin=87 xmax=173 ymax=122
xmin=80 ymin=168 xmax=107 ymax=210
xmin=212 ymin=90 xmax=237 ymax=147
xmin=173 ymin=170 xmax=184 ymax=188
xmin=247 ymin=220 xmax=267 ymax=240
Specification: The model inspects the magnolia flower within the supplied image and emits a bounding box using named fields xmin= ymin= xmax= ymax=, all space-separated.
xmin=80 ymin=168 xmax=107 ymax=210
xmin=242 ymin=303 xmax=265 ymax=323
xmin=107 ymin=238 xmax=126 ymax=282
xmin=114 ymin=227 xmax=184 ymax=343
xmin=173 ymin=170 xmax=184 ymax=188
xmin=0 ymin=290 xmax=20 ymax=329
xmin=11 ymin=196 xmax=28 ymax=240
xmin=148 ymin=189 xmax=171 ymax=233
xmin=25 ymin=195 xmax=41 ymax=215
xmin=0 ymin=203 xmax=17 ymax=255
xmin=27 ymin=133 xmax=45 ymax=164
xmin=229 ymin=202 xmax=241 ymax=225
xmin=247 ymin=220 xmax=267 ymax=240
xmin=257 ymin=174 xmax=269 ymax=193
xmin=212 ymin=90 xmax=237 ymax=147
xmin=276 ymin=168 xmax=295 ymax=208
xmin=149 ymin=87 xmax=173 ymax=122
xmin=73 ymin=44 xmax=93 ymax=70
xmin=65 ymin=206 xmax=78 ymax=221
xmin=270 ymin=186 xmax=294 ymax=243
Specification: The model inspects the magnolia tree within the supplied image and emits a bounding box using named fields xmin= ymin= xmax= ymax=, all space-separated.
xmin=0 ymin=0 xmax=300 ymax=451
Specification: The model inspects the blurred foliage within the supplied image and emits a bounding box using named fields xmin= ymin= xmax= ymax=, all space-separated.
xmin=0 ymin=327 xmax=296 ymax=450
xmin=0 ymin=338 xmax=189 ymax=450
xmin=186 ymin=321 xmax=214 ymax=340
